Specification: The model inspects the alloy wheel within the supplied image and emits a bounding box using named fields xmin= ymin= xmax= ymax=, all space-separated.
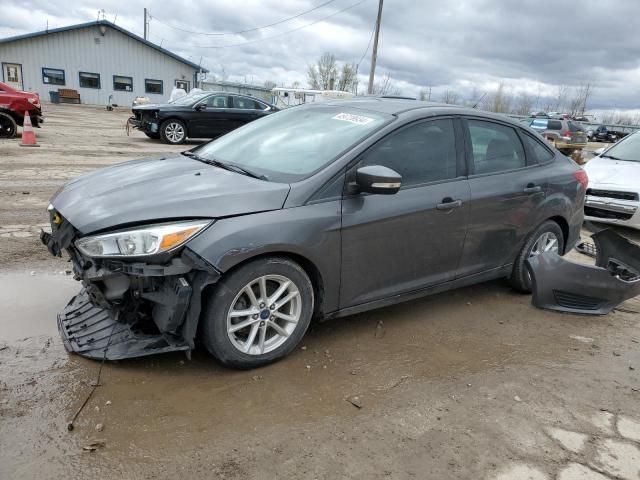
xmin=164 ymin=122 xmax=185 ymax=143
xmin=226 ymin=274 xmax=302 ymax=355
xmin=529 ymin=231 xmax=559 ymax=257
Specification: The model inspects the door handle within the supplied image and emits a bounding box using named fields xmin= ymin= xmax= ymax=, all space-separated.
xmin=523 ymin=184 xmax=542 ymax=194
xmin=436 ymin=198 xmax=463 ymax=210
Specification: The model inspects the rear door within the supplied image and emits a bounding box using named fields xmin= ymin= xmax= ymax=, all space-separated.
xmin=190 ymin=94 xmax=231 ymax=138
xmin=340 ymin=117 xmax=470 ymax=308
xmin=227 ymin=95 xmax=264 ymax=130
xmin=457 ymin=118 xmax=549 ymax=277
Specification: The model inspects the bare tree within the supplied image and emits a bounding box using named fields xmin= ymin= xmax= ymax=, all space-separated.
xmin=419 ymin=87 xmax=431 ymax=101
xmin=568 ymin=82 xmax=594 ymax=117
xmin=371 ymin=72 xmax=401 ymax=95
xmin=514 ymin=92 xmax=534 ymax=115
xmin=483 ymin=82 xmax=512 ymax=113
xmin=464 ymin=86 xmax=483 ymax=108
xmin=307 ymin=53 xmax=358 ymax=92
xmin=263 ymin=80 xmax=277 ymax=90
xmin=553 ymin=84 xmax=569 ymax=111
xmin=441 ymin=89 xmax=460 ymax=105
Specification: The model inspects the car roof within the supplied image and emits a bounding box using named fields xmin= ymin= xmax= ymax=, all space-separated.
xmin=320 ymin=97 xmax=525 ymax=127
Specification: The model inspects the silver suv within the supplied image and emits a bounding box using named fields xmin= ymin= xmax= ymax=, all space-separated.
xmin=523 ymin=118 xmax=587 ymax=154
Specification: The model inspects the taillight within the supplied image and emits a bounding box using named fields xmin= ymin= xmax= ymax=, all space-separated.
xmin=562 ymin=130 xmax=571 ymax=137
xmin=573 ymin=169 xmax=588 ymax=189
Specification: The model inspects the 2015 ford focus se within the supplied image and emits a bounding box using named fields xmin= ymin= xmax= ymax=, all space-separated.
xmin=42 ymin=99 xmax=586 ymax=369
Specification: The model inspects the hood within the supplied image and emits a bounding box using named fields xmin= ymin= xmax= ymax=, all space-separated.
xmin=584 ymin=156 xmax=640 ymax=189
xmin=51 ymin=153 xmax=291 ymax=234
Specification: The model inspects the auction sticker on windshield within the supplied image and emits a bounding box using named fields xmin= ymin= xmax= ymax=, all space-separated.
xmin=332 ymin=113 xmax=374 ymax=125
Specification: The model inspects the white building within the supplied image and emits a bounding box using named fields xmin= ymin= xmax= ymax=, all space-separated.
xmin=0 ymin=20 xmax=207 ymax=106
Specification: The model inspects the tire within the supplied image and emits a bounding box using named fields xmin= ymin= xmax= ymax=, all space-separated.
xmin=0 ymin=112 xmax=17 ymax=139
xmin=509 ymin=220 xmax=565 ymax=293
xmin=144 ymin=132 xmax=160 ymax=139
xmin=159 ymin=119 xmax=186 ymax=144
xmin=201 ymin=256 xmax=314 ymax=369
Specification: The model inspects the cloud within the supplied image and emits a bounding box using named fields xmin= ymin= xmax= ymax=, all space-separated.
xmin=2 ymin=0 xmax=639 ymax=110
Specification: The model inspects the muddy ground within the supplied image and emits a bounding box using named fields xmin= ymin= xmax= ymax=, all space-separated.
xmin=1 ymin=104 xmax=640 ymax=480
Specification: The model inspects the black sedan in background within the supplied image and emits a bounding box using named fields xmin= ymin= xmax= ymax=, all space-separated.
xmin=129 ymin=91 xmax=279 ymax=144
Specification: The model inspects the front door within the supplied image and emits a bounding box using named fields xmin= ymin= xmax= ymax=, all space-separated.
xmin=189 ymin=94 xmax=231 ymax=138
xmin=457 ymin=118 xmax=548 ymax=277
xmin=340 ymin=118 xmax=470 ymax=308
xmin=2 ymin=63 xmax=23 ymax=90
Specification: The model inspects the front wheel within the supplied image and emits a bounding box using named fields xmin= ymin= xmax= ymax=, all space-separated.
xmin=160 ymin=119 xmax=186 ymax=144
xmin=509 ymin=220 xmax=565 ymax=293
xmin=200 ymin=257 xmax=314 ymax=369
xmin=0 ymin=112 xmax=17 ymax=138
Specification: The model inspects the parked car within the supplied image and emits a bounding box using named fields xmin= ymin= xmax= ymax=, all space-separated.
xmin=523 ymin=118 xmax=587 ymax=154
xmin=129 ymin=91 xmax=279 ymax=144
xmin=42 ymin=100 xmax=586 ymax=368
xmin=0 ymin=81 xmax=42 ymax=138
xmin=590 ymin=125 xmax=628 ymax=143
xmin=583 ymin=131 xmax=640 ymax=229
xmin=528 ymin=111 xmax=549 ymax=118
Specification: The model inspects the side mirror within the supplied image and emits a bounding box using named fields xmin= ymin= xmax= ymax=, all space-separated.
xmin=355 ymin=165 xmax=402 ymax=195
xmin=195 ymin=104 xmax=206 ymax=111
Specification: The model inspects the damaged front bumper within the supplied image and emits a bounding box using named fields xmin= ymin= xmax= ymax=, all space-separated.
xmin=526 ymin=229 xmax=640 ymax=315
xmin=41 ymin=215 xmax=220 ymax=360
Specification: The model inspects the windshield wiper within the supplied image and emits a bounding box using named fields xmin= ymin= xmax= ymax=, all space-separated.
xmin=600 ymin=154 xmax=621 ymax=160
xmin=181 ymin=151 xmax=267 ymax=180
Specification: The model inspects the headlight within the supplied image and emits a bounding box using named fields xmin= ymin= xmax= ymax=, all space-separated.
xmin=75 ymin=220 xmax=211 ymax=258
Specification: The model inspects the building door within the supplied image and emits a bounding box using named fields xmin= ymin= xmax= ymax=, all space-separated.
xmin=175 ymin=79 xmax=190 ymax=91
xmin=2 ymin=63 xmax=23 ymax=90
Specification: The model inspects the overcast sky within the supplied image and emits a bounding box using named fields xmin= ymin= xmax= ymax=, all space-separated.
xmin=2 ymin=0 xmax=640 ymax=111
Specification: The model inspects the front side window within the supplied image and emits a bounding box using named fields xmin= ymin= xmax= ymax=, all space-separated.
xmin=205 ymin=95 xmax=228 ymax=108
xmin=42 ymin=68 xmax=65 ymax=85
xmin=195 ymin=105 xmax=391 ymax=183
xmin=363 ymin=119 xmax=458 ymax=186
xmin=145 ymin=79 xmax=163 ymax=94
xmin=79 ymin=72 xmax=100 ymax=89
xmin=113 ymin=75 xmax=133 ymax=91
xmin=233 ymin=96 xmax=261 ymax=110
xmin=468 ymin=120 xmax=526 ymax=174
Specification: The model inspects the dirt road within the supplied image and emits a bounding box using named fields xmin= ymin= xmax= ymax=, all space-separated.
xmin=1 ymin=104 xmax=640 ymax=480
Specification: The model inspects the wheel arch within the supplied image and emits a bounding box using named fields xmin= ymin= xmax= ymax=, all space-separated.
xmin=548 ymin=215 xmax=569 ymax=252
xmin=206 ymin=250 xmax=327 ymax=319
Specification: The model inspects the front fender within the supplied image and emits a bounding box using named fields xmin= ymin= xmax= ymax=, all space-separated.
xmin=185 ymin=201 xmax=343 ymax=313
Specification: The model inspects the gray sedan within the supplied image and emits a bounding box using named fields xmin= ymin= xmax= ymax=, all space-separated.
xmin=42 ymin=99 xmax=586 ymax=369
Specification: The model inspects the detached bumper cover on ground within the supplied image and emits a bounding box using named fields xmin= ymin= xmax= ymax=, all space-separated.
xmin=526 ymin=230 xmax=640 ymax=315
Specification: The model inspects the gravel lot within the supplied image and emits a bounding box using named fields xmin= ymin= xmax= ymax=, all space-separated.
xmin=1 ymin=104 xmax=640 ymax=480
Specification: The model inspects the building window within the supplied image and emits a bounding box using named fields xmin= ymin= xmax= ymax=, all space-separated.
xmin=79 ymin=72 xmax=100 ymax=89
xmin=175 ymin=80 xmax=189 ymax=91
xmin=145 ymin=79 xmax=163 ymax=95
xmin=42 ymin=67 xmax=65 ymax=85
xmin=113 ymin=75 xmax=133 ymax=91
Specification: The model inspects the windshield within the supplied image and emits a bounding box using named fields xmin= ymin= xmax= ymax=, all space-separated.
xmin=170 ymin=92 xmax=209 ymax=105
xmin=193 ymin=104 xmax=392 ymax=182
xmin=600 ymin=132 xmax=640 ymax=162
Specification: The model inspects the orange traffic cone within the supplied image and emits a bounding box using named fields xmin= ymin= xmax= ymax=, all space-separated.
xmin=20 ymin=110 xmax=40 ymax=147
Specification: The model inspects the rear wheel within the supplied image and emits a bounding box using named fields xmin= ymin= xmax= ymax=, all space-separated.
xmin=201 ymin=257 xmax=314 ymax=369
xmin=160 ymin=119 xmax=186 ymax=144
xmin=509 ymin=220 xmax=565 ymax=293
xmin=0 ymin=112 xmax=17 ymax=138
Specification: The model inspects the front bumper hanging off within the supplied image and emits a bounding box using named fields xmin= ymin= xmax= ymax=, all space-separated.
xmin=526 ymin=229 xmax=640 ymax=315
xmin=58 ymin=290 xmax=190 ymax=360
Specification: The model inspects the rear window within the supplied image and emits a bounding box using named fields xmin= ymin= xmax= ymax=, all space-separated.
xmin=521 ymin=134 xmax=554 ymax=164
xmin=568 ymin=122 xmax=584 ymax=132
xmin=547 ymin=120 xmax=562 ymax=130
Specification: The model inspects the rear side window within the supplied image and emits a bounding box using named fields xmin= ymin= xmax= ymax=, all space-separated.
xmin=363 ymin=119 xmax=458 ymax=186
xmin=547 ymin=120 xmax=562 ymax=130
xmin=468 ymin=120 xmax=526 ymax=174
xmin=531 ymin=119 xmax=548 ymax=130
xmin=233 ymin=96 xmax=262 ymax=109
xmin=521 ymin=134 xmax=554 ymax=164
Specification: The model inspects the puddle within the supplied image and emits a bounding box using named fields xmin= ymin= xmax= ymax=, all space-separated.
xmin=0 ymin=272 xmax=79 ymax=342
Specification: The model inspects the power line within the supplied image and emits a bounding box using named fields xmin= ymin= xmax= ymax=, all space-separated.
xmin=152 ymin=0 xmax=337 ymax=36
xmin=184 ymin=0 xmax=370 ymax=49
xmin=356 ymin=16 xmax=377 ymax=69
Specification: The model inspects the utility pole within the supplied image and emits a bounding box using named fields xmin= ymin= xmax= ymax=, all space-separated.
xmin=367 ymin=0 xmax=384 ymax=95
xmin=143 ymin=8 xmax=148 ymax=40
